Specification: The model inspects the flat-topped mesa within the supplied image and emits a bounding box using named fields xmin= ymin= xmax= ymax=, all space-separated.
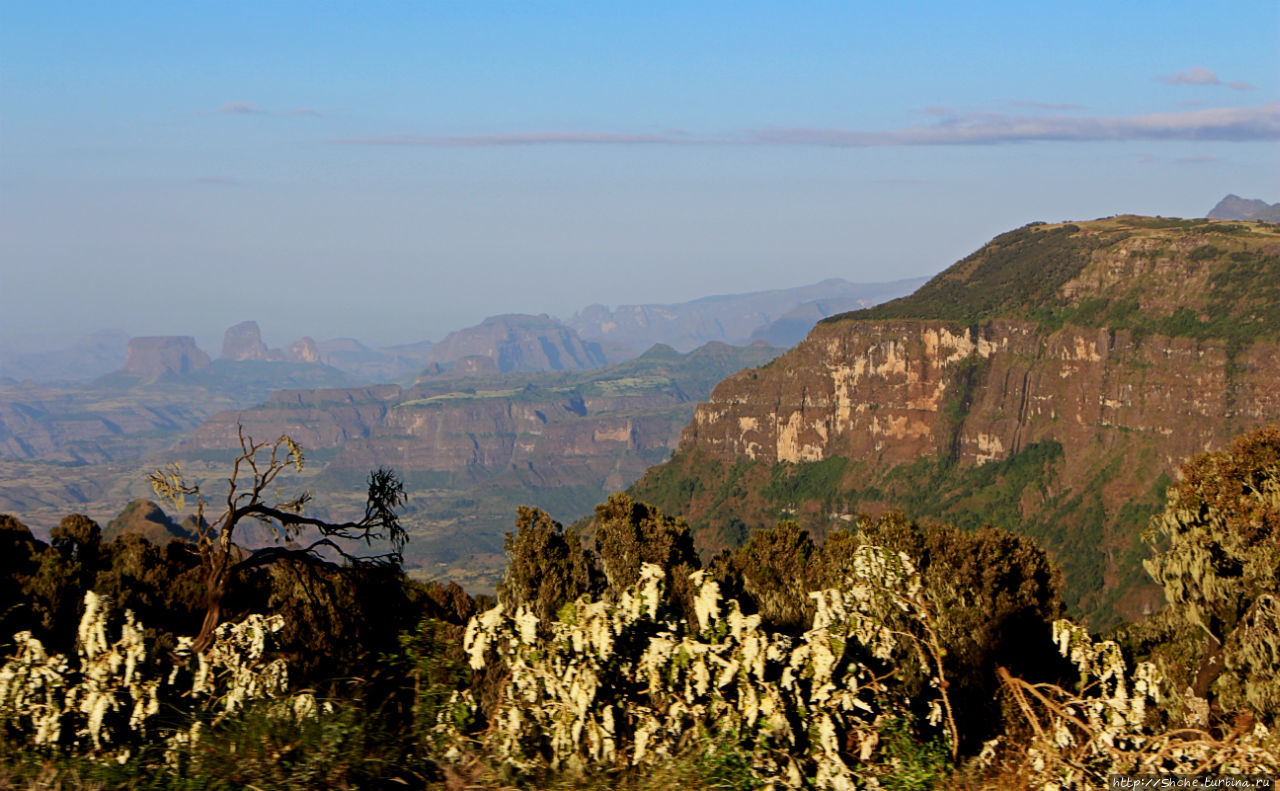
xmin=122 ymin=336 xmax=211 ymax=377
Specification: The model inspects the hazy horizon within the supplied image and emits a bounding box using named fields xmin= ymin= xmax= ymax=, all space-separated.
xmin=3 ymin=2 xmax=1277 ymax=352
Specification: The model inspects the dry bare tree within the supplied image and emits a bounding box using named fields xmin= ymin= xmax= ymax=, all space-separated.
xmin=149 ymin=426 xmax=407 ymax=653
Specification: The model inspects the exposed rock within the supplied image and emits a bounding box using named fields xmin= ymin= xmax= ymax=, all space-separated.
xmin=122 ymin=336 xmax=211 ymax=377
xmin=175 ymin=343 xmax=781 ymax=590
xmin=287 ymin=336 xmax=322 ymax=364
xmin=427 ymin=314 xmax=607 ymax=373
xmin=220 ymin=320 xmax=275 ymax=361
xmin=188 ymin=385 xmax=402 ymax=452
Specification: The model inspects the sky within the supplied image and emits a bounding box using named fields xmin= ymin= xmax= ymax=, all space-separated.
xmin=2 ymin=1 xmax=1277 ymax=352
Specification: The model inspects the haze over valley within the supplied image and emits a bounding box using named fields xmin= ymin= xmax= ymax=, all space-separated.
xmin=3 ymin=3 xmax=1279 ymax=786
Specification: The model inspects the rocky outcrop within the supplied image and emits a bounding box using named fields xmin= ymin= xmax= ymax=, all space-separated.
xmin=167 ymin=343 xmax=780 ymax=590
xmin=122 ymin=337 xmax=211 ymax=377
xmin=0 ymin=390 xmax=215 ymax=463
xmin=427 ymin=315 xmax=607 ymax=373
xmin=220 ymin=321 xmax=284 ymax=361
xmin=683 ymin=318 xmax=1279 ymax=470
xmin=287 ymin=337 xmax=322 ymax=364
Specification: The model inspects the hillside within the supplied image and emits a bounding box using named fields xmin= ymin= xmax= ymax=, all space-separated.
xmin=628 ymin=216 xmax=1280 ymax=627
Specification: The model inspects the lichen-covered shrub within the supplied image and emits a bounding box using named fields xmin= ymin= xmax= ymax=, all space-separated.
xmin=986 ymin=619 xmax=1280 ymax=789
xmin=0 ymin=590 xmax=158 ymax=757
xmin=1143 ymin=426 xmax=1280 ymax=720
xmin=0 ymin=591 xmax=301 ymax=763
xmin=442 ymin=546 xmax=953 ymax=789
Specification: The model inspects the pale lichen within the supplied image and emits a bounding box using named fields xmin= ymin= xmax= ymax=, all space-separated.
xmin=440 ymin=549 xmax=953 ymax=788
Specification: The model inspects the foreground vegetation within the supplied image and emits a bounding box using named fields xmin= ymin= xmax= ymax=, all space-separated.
xmin=3 ymin=426 xmax=1280 ymax=788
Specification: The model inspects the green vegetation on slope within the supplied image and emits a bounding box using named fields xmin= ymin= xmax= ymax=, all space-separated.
xmin=630 ymin=438 xmax=1169 ymax=628
xmin=834 ymin=223 xmax=1095 ymax=325
xmin=826 ymin=217 xmax=1280 ymax=350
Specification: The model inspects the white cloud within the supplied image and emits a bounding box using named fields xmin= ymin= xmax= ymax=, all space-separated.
xmin=1157 ymin=67 xmax=1256 ymax=91
xmin=331 ymin=104 xmax=1280 ymax=149
xmin=211 ymin=101 xmax=264 ymax=115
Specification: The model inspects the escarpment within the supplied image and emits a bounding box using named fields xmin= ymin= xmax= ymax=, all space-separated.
xmin=631 ymin=216 xmax=1280 ymax=626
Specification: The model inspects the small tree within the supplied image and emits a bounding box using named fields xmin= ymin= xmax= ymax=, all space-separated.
xmin=148 ymin=427 xmax=407 ymax=653
xmin=1143 ymin=425 xmax=1280 ymax=720
xmin=497 ymin=506 xmax=593 ymax=623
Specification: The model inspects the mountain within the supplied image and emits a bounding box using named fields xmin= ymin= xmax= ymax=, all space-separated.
xmin=1207 ymin=194 xmax=1280 ymax=221
xmin=425 ymin=314 xmax=607 ymax=374
xmin=177 ymin=342 xmax=782 ymax=591
xmin=747 ymin=290 xmax=926 ymax=347
xmin=219 ymin=320 xmax=326 ymax=365
xmin=102 ymin=498 xmax=195 ymax=544
xmin=121 ymin=336 xmax=212 ymax=377
xmin=628 ymin=216 xmax=1280 ymax=629
xmin=566 ymin=278 xmax=926 ymax=356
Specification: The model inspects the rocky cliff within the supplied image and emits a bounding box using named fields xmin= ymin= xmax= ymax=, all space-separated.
xmin=187 ymin=385 xmax=403 ymax=453
xmin=630 ymin=217 xmax=1280 ymax=627
xmin=220 ymin=321 xmax=327 ymax=365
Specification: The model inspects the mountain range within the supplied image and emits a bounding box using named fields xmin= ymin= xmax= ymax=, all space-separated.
xmin=0 ymin=279 xmax=922 ymax=385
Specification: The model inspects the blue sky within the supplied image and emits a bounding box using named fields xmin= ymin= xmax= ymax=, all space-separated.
xmin=2 ymin=1 xmax=1277 ymax=351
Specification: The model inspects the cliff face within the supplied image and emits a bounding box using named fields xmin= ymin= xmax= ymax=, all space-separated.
xmin=684 ymin=319 xmax=1278 ymax=471
xmin=188 ymin=385 xmax=403 ymax=452
xmin=632 ymin=217 xmax=1280 ymax=626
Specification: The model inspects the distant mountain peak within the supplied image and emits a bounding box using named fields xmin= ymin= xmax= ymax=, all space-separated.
xmin=1207 ymin=194 xmax=1279 ymax=221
